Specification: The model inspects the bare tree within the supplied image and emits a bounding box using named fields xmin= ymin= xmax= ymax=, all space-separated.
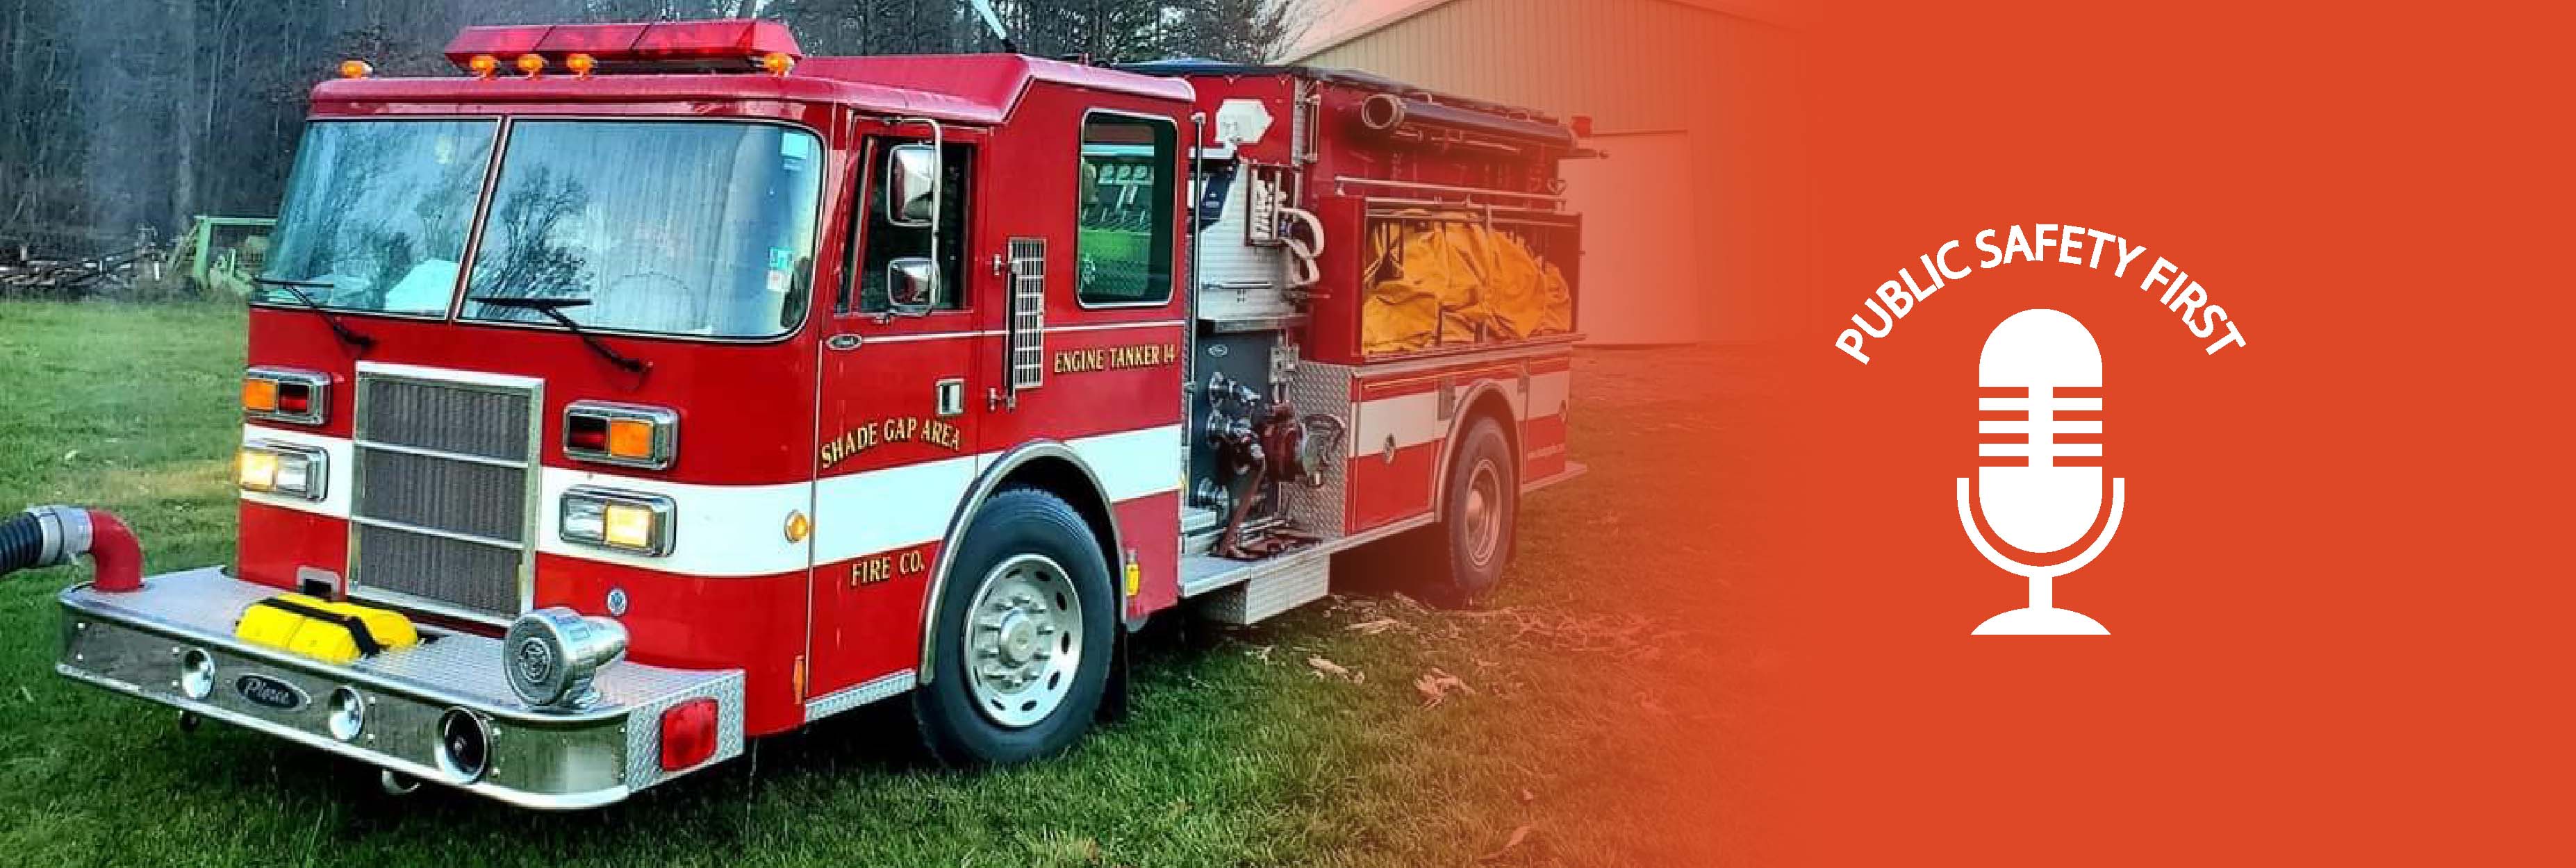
xmin=1164 ymin=0 xmax=1315 ymax=62
xmin=0 ymin=0 xmax=1332 ymax=269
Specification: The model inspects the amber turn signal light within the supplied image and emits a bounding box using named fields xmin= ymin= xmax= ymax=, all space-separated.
xmin=606 ymin=418 xmax=655 ymax=459
xmin=564 ymin=401 xmax=678 ymax=470
xmin=242 ymin=367 xmax=329 ymax=425
xmin=241 ymin=378 xmax=279 ymax=413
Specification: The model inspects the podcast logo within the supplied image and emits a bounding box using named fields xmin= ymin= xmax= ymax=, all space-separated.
xmin=1958 ymin=310 xmax=2120 ymax=635
xmin=1827 ymin=223 xmax=2252 ymax=636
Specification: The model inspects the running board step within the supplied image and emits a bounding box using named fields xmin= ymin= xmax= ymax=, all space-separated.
xmin=1189 ymin=548 xmax=1331 ymax=625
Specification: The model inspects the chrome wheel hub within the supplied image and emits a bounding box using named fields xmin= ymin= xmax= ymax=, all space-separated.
xmin=964 ymin=553 xmax=1083 ymax=728
xmin=1464 ymin=459 xmax=1503 ymax=567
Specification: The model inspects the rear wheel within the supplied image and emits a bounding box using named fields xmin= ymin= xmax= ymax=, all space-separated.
xmin=1423 ymin=417 xmax=1517 ymax=606
xmin=913 ymin=487 xmax=1115 ymax=765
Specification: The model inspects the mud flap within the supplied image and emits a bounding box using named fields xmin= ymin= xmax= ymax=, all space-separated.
xmin=1103 ymin=624 xmax=1134 ymax=722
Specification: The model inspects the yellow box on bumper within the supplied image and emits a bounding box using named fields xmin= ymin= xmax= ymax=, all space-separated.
xmin=233 ymin=593 xmax=419 ymax=665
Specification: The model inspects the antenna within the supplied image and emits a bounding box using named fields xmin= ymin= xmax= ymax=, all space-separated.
xmin=966 ymin=0 xmax=1018 ymax=53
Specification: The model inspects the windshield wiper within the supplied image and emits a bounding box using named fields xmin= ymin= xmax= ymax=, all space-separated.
xmin=251 ymin=277 xmax=376 ymax=352
xmin=468 ymin=296 xmax=651 ymax=375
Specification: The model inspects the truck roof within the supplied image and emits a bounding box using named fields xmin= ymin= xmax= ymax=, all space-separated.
xmin=311 ymin=53 xmax=1194 ymax=126
xmin=1114 ymin=59 xmax=1562 ymax=124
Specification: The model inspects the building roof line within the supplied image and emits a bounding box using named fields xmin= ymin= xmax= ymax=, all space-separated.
xmin=1282 ymin=0 xmax=1457 ymax=61
xmin=1281 ymin=0 xmax=1807 ymax=62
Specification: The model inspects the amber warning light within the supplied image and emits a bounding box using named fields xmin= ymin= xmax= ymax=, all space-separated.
xmin=443 ymin=19 xmax=802 ymax=77
xmin=563 ymin=401 xmax=679 ymax=469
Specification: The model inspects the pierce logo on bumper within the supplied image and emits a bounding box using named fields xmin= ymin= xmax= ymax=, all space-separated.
xmin=235 ymin=674 xmax=310 ymax=710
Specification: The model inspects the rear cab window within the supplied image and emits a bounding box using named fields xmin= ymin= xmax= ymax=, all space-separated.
xmin=1075 ymin=114 xmax=1178 ymax=308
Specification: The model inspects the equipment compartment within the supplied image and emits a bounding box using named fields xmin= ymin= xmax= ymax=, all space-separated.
xmin=1357 ymin=206 xmax=1579 ymax=356
xmin=1123 ymin=59 xmax=1593 ymax=367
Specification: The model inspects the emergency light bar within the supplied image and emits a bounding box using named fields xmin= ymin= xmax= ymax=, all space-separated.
xmin=443 ymin=20 xmax=802 ymax=77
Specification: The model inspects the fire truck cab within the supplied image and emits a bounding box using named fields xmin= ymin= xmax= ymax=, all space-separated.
xmin=31 ymin=20 xmax=1587 ymax=808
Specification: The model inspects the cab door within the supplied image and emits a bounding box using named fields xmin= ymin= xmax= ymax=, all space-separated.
xmin=969 ymin=108 xmax=1192 ymax=618
xmin=806 ymin=131 xmax=986 ymax=706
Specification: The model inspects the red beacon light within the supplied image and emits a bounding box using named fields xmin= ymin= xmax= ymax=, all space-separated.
xmin=443 ymin=20 xmax=803 ymax=77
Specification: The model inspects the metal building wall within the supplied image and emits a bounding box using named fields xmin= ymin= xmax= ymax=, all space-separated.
xmin=1295 ymin=0 xmax=1806 ymax=345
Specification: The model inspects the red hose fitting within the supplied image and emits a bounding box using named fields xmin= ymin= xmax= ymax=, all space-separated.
xmin=0 ymin=506 xmax=142 ymax=592
xmin=81 ymin=509 xmax=142 ymax=592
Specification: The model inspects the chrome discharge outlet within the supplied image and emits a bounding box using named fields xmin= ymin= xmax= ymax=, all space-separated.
xmin=504 ymin=607 xmax=630 ymax=710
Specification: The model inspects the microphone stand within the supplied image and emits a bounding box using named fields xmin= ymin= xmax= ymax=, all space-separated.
xmin=1956 ymin=476 xmax=2124 ymax=635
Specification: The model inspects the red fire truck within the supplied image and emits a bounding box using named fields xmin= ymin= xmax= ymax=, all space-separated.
xmin=3 ymin=19 xmax=1587 ymax=808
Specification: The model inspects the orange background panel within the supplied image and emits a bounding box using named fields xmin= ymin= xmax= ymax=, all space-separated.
xmin=1717 ymin=1 xmax=2575 ymax=864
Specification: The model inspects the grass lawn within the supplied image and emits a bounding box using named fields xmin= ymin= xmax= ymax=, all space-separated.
xmin=0 ymin=299 xmax=1756 ymax=867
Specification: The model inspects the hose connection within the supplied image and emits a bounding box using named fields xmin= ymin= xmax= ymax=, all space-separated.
xmin=0 ymin=506 xmax=142 ymax=592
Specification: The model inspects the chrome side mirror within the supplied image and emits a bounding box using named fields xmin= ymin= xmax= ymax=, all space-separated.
xmin=886 ymin=258 xmax=939 ymax=315
xmin=886 ymin=144 xmax=939 ymax=226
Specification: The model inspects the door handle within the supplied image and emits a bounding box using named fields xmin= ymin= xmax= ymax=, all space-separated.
xmin=825 ymin=334 xmax=862 ymax=351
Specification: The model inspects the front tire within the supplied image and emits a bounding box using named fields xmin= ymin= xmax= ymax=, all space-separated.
xmin=912 ymin=487 xmax=1116 ymax=765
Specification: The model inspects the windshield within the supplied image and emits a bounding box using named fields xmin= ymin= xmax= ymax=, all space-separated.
xmin=256 ymin=119 xmax=824 ymax=340
xmin=461 ymin=121 xmax=823 ymax=338
xmin=256 ymin=120 xmax=497 ymax=315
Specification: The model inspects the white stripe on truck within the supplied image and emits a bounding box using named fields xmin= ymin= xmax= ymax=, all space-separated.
xmin=237 ymin=424 xmax=1182 ymax=578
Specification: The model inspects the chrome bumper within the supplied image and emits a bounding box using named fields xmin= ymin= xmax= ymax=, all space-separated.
xmin=56 ymin=567 xmax=743 ymax=810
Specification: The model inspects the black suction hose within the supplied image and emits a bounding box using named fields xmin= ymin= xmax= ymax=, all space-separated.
xmin=0 ymin=510 xmax=45 ymax=575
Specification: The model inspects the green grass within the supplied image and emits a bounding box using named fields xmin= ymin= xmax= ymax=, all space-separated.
xmin=0 ymin=300 xmax=1751 ymax=867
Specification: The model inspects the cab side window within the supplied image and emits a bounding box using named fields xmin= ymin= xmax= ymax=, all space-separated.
xmin=841 ymin=139 xmax=973 ymax=313
xmin=1075 ymin=115 xmax=1176 ymax=306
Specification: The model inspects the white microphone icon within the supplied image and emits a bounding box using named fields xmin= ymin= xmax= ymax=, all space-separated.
xmin=1956 ymin=308 xmax=2124 ymax=635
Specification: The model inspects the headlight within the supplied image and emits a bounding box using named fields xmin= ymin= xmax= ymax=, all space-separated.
xmin=503 ymin=607 xmax=629 ymax=710
xmin=238 ymin=440 xmax=327 ymax=501
xmin=560 ymin=487 xmax=674 ymax=556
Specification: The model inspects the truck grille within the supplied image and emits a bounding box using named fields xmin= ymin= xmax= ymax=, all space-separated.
xmin=349 ymin=367 xmax=541 ymax=622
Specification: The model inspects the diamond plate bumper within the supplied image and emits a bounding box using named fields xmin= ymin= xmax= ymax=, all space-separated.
xmin=56 ymin=567 xmax=743 ymax=810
